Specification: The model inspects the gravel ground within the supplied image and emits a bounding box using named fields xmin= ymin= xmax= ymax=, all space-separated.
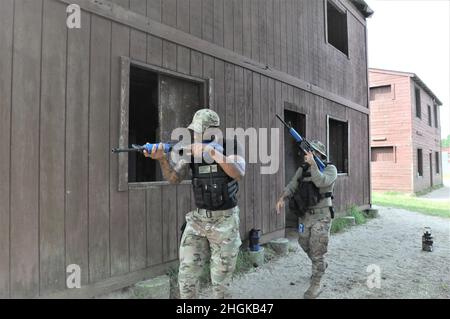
xmin=201 ymin=206 xmax=450 ymax=299
xmin=419 ymin=186 xmax=450 ymax=201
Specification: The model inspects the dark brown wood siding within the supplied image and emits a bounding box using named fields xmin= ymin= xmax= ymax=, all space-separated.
xmin=0 ymin=0 xmax=370 ymax=298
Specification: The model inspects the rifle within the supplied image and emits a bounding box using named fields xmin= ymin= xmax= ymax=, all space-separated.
xmin=111 ymin=141 xmax=224 ymax=156
xmin=111 ymin=143 xmax=172 ymax=154
xmin=276 ymin=114 xmax=326 ymax=172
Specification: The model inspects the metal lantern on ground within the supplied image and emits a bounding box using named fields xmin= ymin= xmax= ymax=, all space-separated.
xmin=422 ymin=227 xmax=433 ymax=252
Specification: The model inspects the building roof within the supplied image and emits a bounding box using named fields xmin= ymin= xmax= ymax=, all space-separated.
xmin=369 ymin=68 xmax=443 ymax=106
xmin=350 ymin=0 xmax=374 ymax=18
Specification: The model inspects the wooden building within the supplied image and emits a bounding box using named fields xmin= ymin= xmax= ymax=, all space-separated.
xmin=0 ymin=0 xmax=373 ymax=298
xmin=369 ymin=68 xmax=443 ymax=193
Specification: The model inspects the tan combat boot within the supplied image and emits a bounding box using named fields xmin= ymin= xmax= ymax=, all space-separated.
xmin=303 ymin=276 xmax=322 ymax=299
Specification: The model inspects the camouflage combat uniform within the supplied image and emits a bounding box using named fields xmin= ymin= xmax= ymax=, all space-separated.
xmin=283 ymin=141 xmax=337 ymax=298
xmin=178 ymin=206 xmax=242 ymax=299
xmin=169 ymin=109 xmax=245 ymax=299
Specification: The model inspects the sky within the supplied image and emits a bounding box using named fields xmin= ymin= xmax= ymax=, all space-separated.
xmin=365 ymin=0 xmax=450 ymax=139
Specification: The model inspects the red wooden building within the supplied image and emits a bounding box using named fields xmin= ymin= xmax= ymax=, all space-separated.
xmin=369 ymin=68 xmax=443 ymax=193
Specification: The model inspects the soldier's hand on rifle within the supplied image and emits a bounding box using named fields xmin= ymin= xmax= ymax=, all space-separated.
xmin=144 ymin=143 xmax=165 ymax=160
xmin=305 ymin=151 xmax=315 ymax=166
xmin=276 ymin=197 xmax=285 ymax=215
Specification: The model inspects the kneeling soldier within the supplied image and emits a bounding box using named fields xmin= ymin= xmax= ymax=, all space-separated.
xmin=276 ymin=141 xmax=337 ymax=299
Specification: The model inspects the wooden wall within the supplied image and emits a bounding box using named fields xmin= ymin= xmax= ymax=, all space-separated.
xmin=0 ymin=0 xmax=370 ymax=298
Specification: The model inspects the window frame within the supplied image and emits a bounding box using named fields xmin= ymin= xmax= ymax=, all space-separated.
xmin=369 ymin=84 xmax=395 ymax=101
xmin=433 ymin=103 xmax=439 ymax=128
xmin=415 ymin=87 xmax=422 ymax=119
xmin=417 ymin=148 xmax=423 ymax=177
xmin=118 ymin=56 xmax=210 ymax=191
xmin=324 ymin=0 xmax=350 ymax=58
xmin=427 ymin=104 xmax=432 ymax=126
xmin=326 ymin=115 xmax=350 ymax=176
xmin=371 ymin=146 xmax=396 ymax=163
xmin=435 ymin=152 xmax=440 ymax=174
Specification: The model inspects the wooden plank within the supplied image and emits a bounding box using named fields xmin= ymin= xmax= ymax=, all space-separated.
xmin=242 ymin=0 xmax=252 ymax=58
xmin=66 ymin=8 xmax=90 ymax=289
xmin=224 ymin=63 xmax=235 ymax=131
xmin=162 ymin=186 xmax=178 ymax=262
xmin=88 ymin=15 xmax=111 ymax=283
xmin=243 ymin=69 xmax=254 ymax=235
xmin=279 ymin=0 xmax=287 ymax=73
xmin=266 ymin=0 xmax=274 ymax=68
xmin=110 ymin=22 xmax=130 ymax=276
xmin=177 ymin=0 xmax=190 ymax=32
xmin=162 ymin=40 xmax=177 ymax=71
xmin=59 ymin=0 xmax=370 ymax=115
xmin=252 ymin=73 xmax=262 ymax=231
xmin=203 ymin=55 xmax=215 ymax=105
xmin=292 ymin=0 xmax=299 ymax=77
xmin=147 ymin=0 xmax=161 ymax=21
xmin=202 ymin=0 xmax=214 ymax=42
xmin=273 ymin=0 xmax=281 ymax=70
xmin=213 ymin=0 xmax=224 ymax=47
xmin=233 ymin=0 xmax=243 ymax=55
xmin=250 ymin=0 xmax=259 ymax=62
xmin=162 ymin=0 xmax=177 ymax=27
xmin=190 ymin=51 xmax=203 ymax=78
xmin=39 ymin=0 xmax=67 ymax=295
xmin=286 ymin=0 xmax=293 ymax=75
xmin=146 ymin=187 xmax=163 ymax=266
xmin=268 ymin=78 xmax=278 ymax=233
xmin=130 ymin=0 xmax=147 ymax=15
xmin=214 ymin=59 xmax=225 ymax=131
xmin=0 ymin=0 xmax=13 ymax=299
xmin=189 ymin=0 xmax=203 ymax=38
xmin=260 ymin=76 xmax=270 ymax=234
xmin=10 ymin=0 xmax=42 ymax=298
xmin=258 ymin=0 xmax=267 ymax=66
xmin=177 ymin=46 xmax=191 ymax=75
xmin=129 ymin=189 xmax=147 ymax=271
xmin=275 ymin=81 xmax=284 ymax=230
xmin=224 ymin=0 xmax=234 ymax=51
xmin=147 ymin=0 xmax=163 ymax=67
xmin=234 ymin=66 xmax=246 ymax=237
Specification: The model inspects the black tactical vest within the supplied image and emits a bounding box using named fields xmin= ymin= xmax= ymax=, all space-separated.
xmin=190 ymin=140 xmax=239 ymax=211
xmin=289 ymin=163 xmax=333 ymax=217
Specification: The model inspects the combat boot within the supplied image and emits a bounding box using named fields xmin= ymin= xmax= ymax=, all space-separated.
xmin=303 ymin=276 xmax=322 ymax=299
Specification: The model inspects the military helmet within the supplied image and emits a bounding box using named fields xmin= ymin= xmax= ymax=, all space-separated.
xmin=188 ymin=109 xmax=220 ymax=133
xmin=310 ymin=140 xmax=327 ymax=159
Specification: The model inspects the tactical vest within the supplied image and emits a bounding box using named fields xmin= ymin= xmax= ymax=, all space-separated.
xmin=289 ymin=163 xmax=333 ymax=218
xmin=190 ymin=141 xmax=239 ymax=211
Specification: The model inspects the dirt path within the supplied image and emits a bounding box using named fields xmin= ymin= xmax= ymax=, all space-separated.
xmin=206 ymin=206 xmax=450 ymax=299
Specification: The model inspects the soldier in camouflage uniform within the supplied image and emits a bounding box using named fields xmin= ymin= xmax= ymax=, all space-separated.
xmin=276 ymin=141 xmax=337 ymax=299
xmin=146 ymin=109 xmax=245 ymax=299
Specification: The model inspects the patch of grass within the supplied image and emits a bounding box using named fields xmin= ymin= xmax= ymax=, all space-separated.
xmin=373 ymin=192 xmax=450 ymax=218
xmin=233 ymin=249 xmax=254 ymax=276
xmin=330 ymin=217 xmax=351 ymax=233
xmin=331 ymin=206 xmax=377 ymax=234
xmin=350 ymin=206 xmax=367 ymax=225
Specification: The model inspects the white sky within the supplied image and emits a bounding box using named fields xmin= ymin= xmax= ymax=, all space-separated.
xmin=365 ymin=0 xmax=450 ymax=139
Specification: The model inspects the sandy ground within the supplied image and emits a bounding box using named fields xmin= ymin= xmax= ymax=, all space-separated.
xmin=200 ymin=206 xmax=450 ymax=299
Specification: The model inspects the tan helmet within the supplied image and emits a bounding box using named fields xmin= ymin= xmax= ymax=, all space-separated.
xmin=310 ymin=140 xmax=327 ymax=159
xmin=188 ymin=109 xmax=220 ymax=133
